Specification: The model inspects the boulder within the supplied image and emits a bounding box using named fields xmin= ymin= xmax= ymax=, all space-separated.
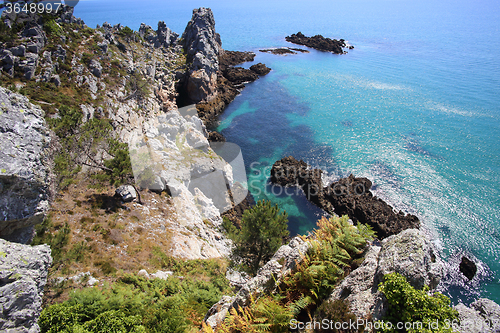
xmin=0 ymin=238 xmax=52 ymax=333
xmin=115 ymin=185 xmax=137 ymax=202
xmin=0 ymin=87 xmax=52 ymax=243
xmin=89 ymin=59 xmax=102 ymax=78
xmin=182 ymin=7 xmax=222 ymax=104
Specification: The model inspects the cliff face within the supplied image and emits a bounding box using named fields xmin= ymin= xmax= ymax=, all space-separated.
xmin=181 ymin=8 xmax=222 ymax=104
xmin=0 ymin=87 xmax=53 ymax=244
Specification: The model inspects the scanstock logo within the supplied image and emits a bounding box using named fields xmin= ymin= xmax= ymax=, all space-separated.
xmin=128 ymin=105 xmax=248 ymax=217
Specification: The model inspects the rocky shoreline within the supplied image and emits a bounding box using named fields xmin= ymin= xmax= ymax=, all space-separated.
xmin=286 ymin=31 xmax=354 ymax=54
xmin=270 ymin=156 xmax=420 ymax=238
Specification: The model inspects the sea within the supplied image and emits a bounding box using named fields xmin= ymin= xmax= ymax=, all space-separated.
xmin=73 ymin=0 xmax=500 ymax=305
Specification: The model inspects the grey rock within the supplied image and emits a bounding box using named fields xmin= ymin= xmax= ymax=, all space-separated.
xmin=156 ymin=21 xmax=178 ymax=48
xmin=115 ymin=185 xmax=137 ymax=202
xmin=21 ymin=53 xmax=38 ymax=80
xmin=9 ymin=46 xmax=26 ymax=57
xmin=182 ymin=8 xmax=221 ymax=104
xmin=89 ymin=59 xmax=102 ymax=78
xmin=455 ymin=299 xmax=500 ymax=333
xmin=327 ymin=229 xmax=445 ymax=321
xmin=98 ymin=40 xmax=109 ymax=54
xmin=50 ymin=75 xmax=61 ymax=87
xmin=150 ymin=270 xmax=173 ymax=280
xmin=1 ymin=50 xmax=15 ymax=66
xmin=80 ymin=104 xmax=95 ymax=123
xmin=0 ymin=238 xmax=52 ymax=333
xmin=0 ymin=87 xmax=52 ymax=241
xmin=376 ymin=229 xmax=444 ymax=290
xmin=226 ymin=268 xmax=250 ymax=288
xmin=52 ymin=45 xmax=66 ymax=63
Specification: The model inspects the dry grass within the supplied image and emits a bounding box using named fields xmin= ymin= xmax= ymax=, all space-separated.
xmin=43 ymin=174 xmax=178 ymax=303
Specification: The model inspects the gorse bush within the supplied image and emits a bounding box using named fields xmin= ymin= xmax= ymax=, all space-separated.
xmin=378 ymin=272 xmax=459 ymax=333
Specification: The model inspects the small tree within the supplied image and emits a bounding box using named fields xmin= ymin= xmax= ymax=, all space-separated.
xmin=233 ymin=200 xmax=289 ymax=275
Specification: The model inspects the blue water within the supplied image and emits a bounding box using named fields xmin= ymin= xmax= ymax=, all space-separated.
xmin=74 ymin=0 xmax=500 ymax=304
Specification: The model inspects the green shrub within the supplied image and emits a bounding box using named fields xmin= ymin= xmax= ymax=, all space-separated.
xmin=378 ymin=272 xmax=459 ymax=332
xmin=314 ymin=299 xmax=363 ymax=333
xmin=231 ymin=200 xmax=289 ymax=275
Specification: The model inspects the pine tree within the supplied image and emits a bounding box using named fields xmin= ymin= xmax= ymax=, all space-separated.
xmin=234 ymin=200 xmax=289 ymax=275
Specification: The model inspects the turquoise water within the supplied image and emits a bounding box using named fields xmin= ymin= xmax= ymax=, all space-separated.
xmin=74 ymin=0 xmax=500 ymax=304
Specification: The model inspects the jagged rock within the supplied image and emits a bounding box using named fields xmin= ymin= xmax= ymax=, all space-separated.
xmin=204 ymin=237 xmax=311 ymax=328
xmin=9 ymin=45 xmax=26 ymax=57
xmin=115 ymin=185 xmax=137 ymax=202
xmin=270 ymin=156 xmax=420 ymax=239
xmin=0 ymin=238 xmax=52 ymax=333
xmin=218 ymin=51 xmax=256 ymax=71
xmin=455 ymin=298 xmax=500 ymax=333
xmin=226 ymin=268 xmax=250 ymax=288
xmin=182 ymin=7 xmax=222 ymax=104
xmin=80 ymin=104 xmax=94 ymax=122
xmin=250 ymin=63 xmax=271 ymax=75
xmin=0 ymin=87 xmax=52 ymax=243
xmin=19 ymin=53 xmax=39 ymax=80
xmin=460 ymin=256 xmax=477 ymax=280
xmin=327 ymin=229 xmax=444 ymax=321
xmin=156 ymin=21 xmax=178 ymax=48
xmin=286 ymin=32 xmax=349 ymax=54
xmin=222 ymin=67 xmax=258 ymax=85
xmin=208 ymin=131 xmax=225 ymax=142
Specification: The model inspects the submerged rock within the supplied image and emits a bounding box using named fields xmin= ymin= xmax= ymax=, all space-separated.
xmin=0 ymin=87 xmax=53 ymax=243
xmin=0 ymin=238 xmax=52 ymax=333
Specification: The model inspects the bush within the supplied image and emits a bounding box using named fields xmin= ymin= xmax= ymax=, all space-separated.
xmin=378 ymin=272 xmax=459 ymax=332
xmin=231 ymin=200 xmax=289 ymax=275
xmin=314 ymin=299 xmax=363 ymax=333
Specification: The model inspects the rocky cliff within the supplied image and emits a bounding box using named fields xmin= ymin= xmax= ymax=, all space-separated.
xmin=0 ymin=87 xmax=53 ymax=244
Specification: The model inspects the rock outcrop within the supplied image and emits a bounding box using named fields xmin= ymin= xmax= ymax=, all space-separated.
xmin=454 ymin=298 xmax=500 ymax=333
xmin=259 ymin=47 xmax=310 ymax=55
xmin=196 ymin=50 xmax=271 ymax=127
xmin=459 ymin=256 xmax=477 ymax=281
xmin=285 ymin=32 xmax=353 ymax=54
xmin=182 ymin=8 xmax=222 ymax=104
xmin=327 ymin=229 xmax=444 ymax=320
xmin=270 ymin=156 xmax=420 ymax=238
xmin=0 ymin=238 xmax=52 ymax=333
xmin=0 ymin=87 xmax=52 ymax=243
xmin=204 ymin=236 xmax=311 ymax=328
